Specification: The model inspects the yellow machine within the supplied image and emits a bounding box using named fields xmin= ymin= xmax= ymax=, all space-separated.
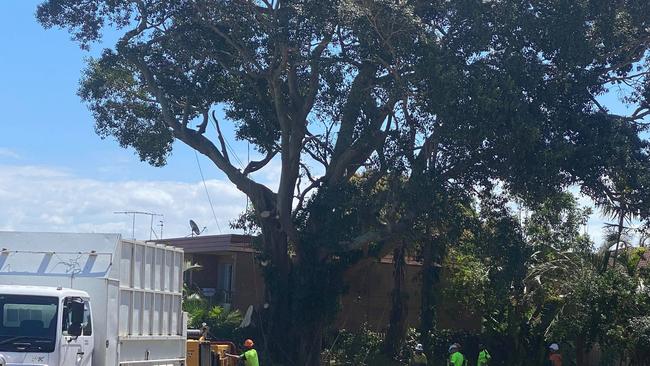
xmin=186 ymin=326 xmax=237 ymax=366
xmin=211 ymin=344 xmax=236 ymax=366
xmin=186 ymin=339 xmax=201 ymax=366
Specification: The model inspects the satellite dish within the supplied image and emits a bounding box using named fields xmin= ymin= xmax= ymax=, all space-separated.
xmin=189 ymin=220 xmax=201 ymax=236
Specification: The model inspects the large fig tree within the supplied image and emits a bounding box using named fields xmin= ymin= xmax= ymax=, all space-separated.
xmin=37 ymin=0 xmax=650 ymax=364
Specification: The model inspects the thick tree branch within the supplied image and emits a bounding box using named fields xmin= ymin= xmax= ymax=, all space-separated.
xmin=304 ymin=145 xmax=329 ymax=169
xmin=286 ymin=49 xmax=303 ymax=111
xmin=328 ymin=97 xmax=396 ymax=185
xmin=414 ymin=131 xmax=439 ymax=171
xmin=601 ymin=70 xmax=650 ymax=85
xmin=243 ymin=148 xmax=279 ymax=175
xmin=117 ymin=0 xmax=148 ymax=49
xmin=328 ymin=64 xmax=377 ymax=180
xmin=301 ymin=32 xmax=334 ymax=119
xmin=127 ymin=53 xmax=276 ymax=210
xmin=300 ymin=162 xmax=318 ymax=184
xmin=304 ymin=132 xmax=330 ymax=168
xmin=194 ymin=4 xmax=264 ymax=74
xmin=197 ymin=110 xmax=209 ymax=134
xmin=293 ymin=166 xmax=323 ymax=220
xmin=181 ymin=100 xmax=191 ymax=127
xmin=606 ymin=111 xmax=650 ymax=123
xmin=269 ymin=74 xmax=304 ymax=247
xmin=211 ymin=111 xmax=230 ymax=163
xmin=306 ymin=129 xmax=334 ymax=154
xmin=589 ymin=94 xmax=608 ymax=114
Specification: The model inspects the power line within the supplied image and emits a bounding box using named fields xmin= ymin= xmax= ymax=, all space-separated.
xmin=211 ymin=115 xmax=252 ymax=214
xmin=210 ymin=116 xmax=253 ymax=214
xmin=194 ymin=150 xmax=222 ymax=233
xmin=225 ymin=137 xmax=245 ymax=169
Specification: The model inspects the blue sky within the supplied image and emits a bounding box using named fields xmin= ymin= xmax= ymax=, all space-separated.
xmin=0 ymin=1 xmax=641 ymax=244
xmin=0 ymin=1 xmax=259 ymax=238
xmin=0 ymin=0 xmax=245 ymax=183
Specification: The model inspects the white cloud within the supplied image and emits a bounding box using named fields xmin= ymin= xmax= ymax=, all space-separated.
xmin=0 ymin=148 xmax=20 ymax=160
xmin=0 ymin=164 xmax=630 ymax=248
xmin=0 ymin=165 xmax=247 ymax=240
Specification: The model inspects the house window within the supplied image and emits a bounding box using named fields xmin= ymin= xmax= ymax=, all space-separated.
xmin=217 ymin=263 xmax=233 ymax=303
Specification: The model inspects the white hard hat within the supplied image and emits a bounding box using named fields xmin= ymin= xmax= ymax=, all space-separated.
xmin=415 ymin=344 xmax=423 ymax=351
xmin=549 ymin=343 xmax=559 ymax=351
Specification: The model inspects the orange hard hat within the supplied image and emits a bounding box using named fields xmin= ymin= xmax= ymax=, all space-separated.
xmin=244 ymin=339 xmax=254 ymax=348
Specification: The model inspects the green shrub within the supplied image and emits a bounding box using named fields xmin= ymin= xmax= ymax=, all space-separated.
xmin=627 ymin=316 xmax=650 ymax=364
xmin=184 ymin=295 xmax=243 ymax=340
xmin=322 ymin=327 xmax=481 ymax=366
xmin=322 ymin=324 xmax=383 ymax=365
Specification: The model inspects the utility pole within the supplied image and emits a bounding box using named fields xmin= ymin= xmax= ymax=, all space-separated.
xmin=114 ymin=211 xmax=164 ymax=240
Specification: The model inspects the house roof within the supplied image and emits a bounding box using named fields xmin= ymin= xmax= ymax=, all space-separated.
xmin=605 ymin=246 xmax=650 ymax=271
xmin=156 ymin=234 xmax=440 ymax=267
xmin=153 ymin=234 xmax=257 ymax=254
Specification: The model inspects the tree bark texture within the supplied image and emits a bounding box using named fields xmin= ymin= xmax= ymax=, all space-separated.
xmin=420 ymin=236 xmax=444 ymax=355
xmin=383 ymin=243 xmax=408 ymax=358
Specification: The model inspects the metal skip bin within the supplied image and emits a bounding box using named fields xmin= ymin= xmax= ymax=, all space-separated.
xmin=117 ymin=240 xmax=186 ymax=365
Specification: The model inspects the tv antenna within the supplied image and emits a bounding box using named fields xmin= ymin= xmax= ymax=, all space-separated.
xmin=189 ymin=219 xmax=206 ymax=237
xmin=114 ymin=211 xmax=164 ymax=240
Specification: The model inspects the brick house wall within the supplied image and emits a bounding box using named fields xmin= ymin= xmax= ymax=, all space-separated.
xmin=158 ymin=235 xmax=480 ymax=332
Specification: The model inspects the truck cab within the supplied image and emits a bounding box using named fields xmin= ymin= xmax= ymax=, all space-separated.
xmin=0 ymin=286 xmax=93 ymax=366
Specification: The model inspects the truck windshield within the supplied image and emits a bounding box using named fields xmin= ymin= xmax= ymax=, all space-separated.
xmin=0 ymin=295 xmax=58 ymax=352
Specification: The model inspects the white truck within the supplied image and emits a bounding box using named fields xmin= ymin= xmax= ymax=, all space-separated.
xmin=0 ymin=232 xmax=186 ymax=366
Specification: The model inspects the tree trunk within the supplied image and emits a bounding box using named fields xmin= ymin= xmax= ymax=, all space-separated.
xmin=383 ymin=243 xmax=408 ymax=358
xmin=296 ymin=320 xmax=325 ymax=366
xmin=611 ymin=210 xmax=626 ymax=269
xmin=259 ymin=240 xmax=329 ymax=366
xmin=506 ymin=303 xmax=523 ymax=366
xmin=576 ymin=333 xmax=586 ymax=366
xmin=420 ymin=238 xmax=435 ymax=348
xmin=256 ymin=210 xmax=293 ymax=364
xmin=258 ymin=220 xmax=336 ymax=366
xmin=420 ymin=236 xmax=444 ymax=355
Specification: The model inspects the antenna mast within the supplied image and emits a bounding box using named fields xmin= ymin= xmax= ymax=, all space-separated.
xmin=114 ymin=211 xmax=164 ymax=240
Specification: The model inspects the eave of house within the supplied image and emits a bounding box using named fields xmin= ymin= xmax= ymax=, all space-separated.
xmin=153 ymin=234 xmax=258 ymax=254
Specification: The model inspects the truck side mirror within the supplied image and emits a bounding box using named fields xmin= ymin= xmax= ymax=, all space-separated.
xmin=68 ymin=299 xmax=85 ymax=337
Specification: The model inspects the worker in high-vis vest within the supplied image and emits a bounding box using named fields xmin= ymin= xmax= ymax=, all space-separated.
xmin=409 ymin=343 xmax=428 ymax=365
xmin=226 ymin=339 xmax=259 ymax=366
xmin=477 ymin=344 xmax=491 ymax=366
xmin=449 ymin=343 xmax=467 ymax=366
